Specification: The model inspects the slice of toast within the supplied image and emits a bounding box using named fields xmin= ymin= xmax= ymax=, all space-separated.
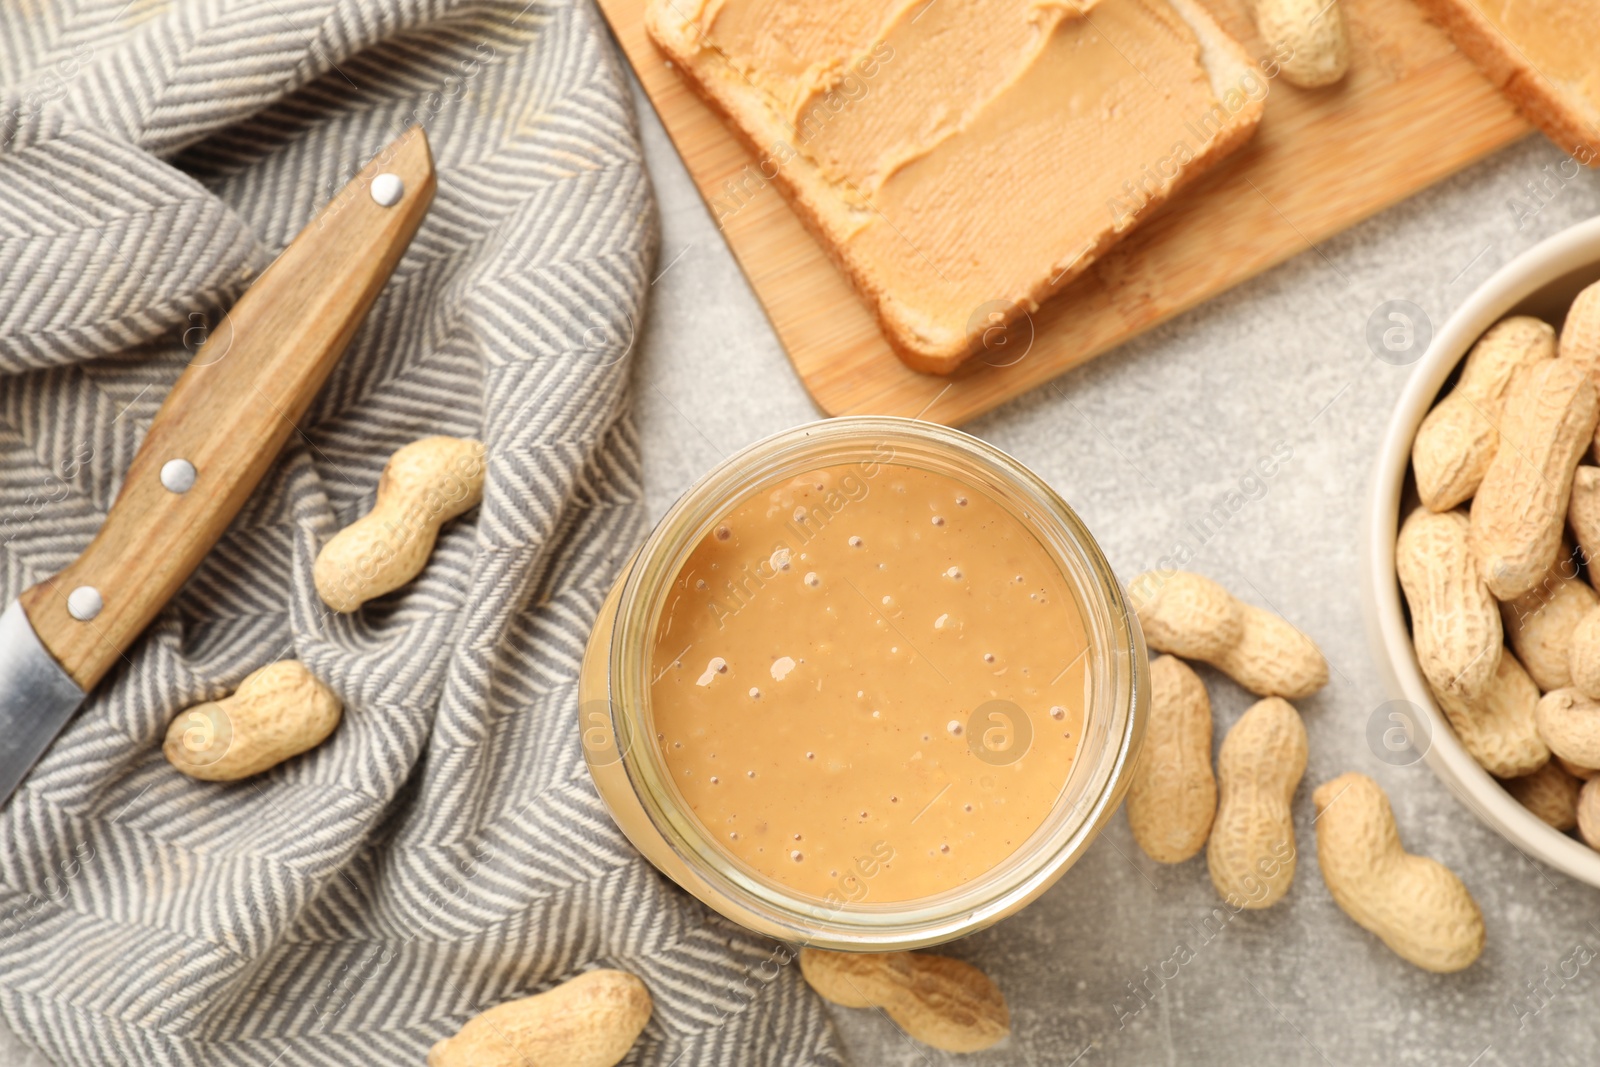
xmin=1412 ymin=0 xmax=1600 ymax=165
xmin=648 ymin=0 xmax=1265 ymax=374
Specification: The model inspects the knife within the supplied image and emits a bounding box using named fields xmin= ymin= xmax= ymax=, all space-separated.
xmin=0 ymin=126 xmax=436 ymax=802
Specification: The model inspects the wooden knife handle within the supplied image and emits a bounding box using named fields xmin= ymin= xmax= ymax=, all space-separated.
xmin=20 ymin=126 xmax=436 ymax=691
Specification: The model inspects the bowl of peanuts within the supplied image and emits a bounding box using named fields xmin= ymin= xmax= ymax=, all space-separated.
xmin=1365 ymin=215 xmax=1600 ymax=888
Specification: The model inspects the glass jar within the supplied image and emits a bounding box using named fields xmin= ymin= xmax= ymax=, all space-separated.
xmin=579 ymin=417 xmax=1146 ymax=950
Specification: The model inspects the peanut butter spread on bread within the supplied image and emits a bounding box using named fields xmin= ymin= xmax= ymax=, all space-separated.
xmin=684 ymin=0 xmax=1242 ymax=353
xmin=651 ymin=0 xmax=1265 ymax=368
xmin=1464 ymin=0 xmax=1600 ymax=111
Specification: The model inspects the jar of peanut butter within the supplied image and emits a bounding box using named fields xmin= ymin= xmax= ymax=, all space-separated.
xmin=580 ymin=417 xmax=1147 ymax=950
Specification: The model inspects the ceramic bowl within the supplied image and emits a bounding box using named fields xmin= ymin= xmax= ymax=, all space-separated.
xmin=1363 ymin=216 xmax=1600 ymax=888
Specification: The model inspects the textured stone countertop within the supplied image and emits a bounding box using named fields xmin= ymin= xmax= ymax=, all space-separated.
xmin=6 ymin=70 xmax=1598 ymax=1067
xmin=623 ymin=72 xmax=1600 ymax=1067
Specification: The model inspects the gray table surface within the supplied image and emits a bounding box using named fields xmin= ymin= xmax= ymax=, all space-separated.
xmin=5 ymin=75 xmax=1599 ymax=1067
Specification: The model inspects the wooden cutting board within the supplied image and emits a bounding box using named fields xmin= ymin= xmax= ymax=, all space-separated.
xmin=600 ymin=0 xmax=1531 ymax=425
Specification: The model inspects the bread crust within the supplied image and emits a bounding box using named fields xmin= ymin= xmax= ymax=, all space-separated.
xmin=647 ymin=0 xmax=1265 ymax=374
xmin=1411 ymin=0 xmax=1600 ymax=166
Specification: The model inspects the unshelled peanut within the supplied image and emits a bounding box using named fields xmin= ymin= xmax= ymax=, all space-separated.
xmin=427 ymin=970 xmax=651 ymax=1067
xmin=1579 ymin=778 xmax=1600 ymax=850
xmin=1559 ymin=279 xmax=1600 ymax=383
xmin=1128 ymin=571 xmax=1327 ymax=699
xmin=1535 ymin=688 xmax=1600 ymax=768
xmin=314 ymin=436 xmax=486 ymax=613
xmin=1503 ymin=761 xmax=1582 ymax=831
xmin=1501 ymin=550 xmax=1595 ymax=691
xmin=1470 ymin=359 xmax=1598 ymax=600
xmin=1558 ymin=755 xmax=1600 ymax=780
xmin=1567 ymin=605 xmax=1600 ymax=700
xmin=1312 ymin=773 xmax=1484 ymax=972
xmin=1395 ymin=508 xmax=1502 ymax=703
xmin=1567 ymin=467 xmax=1600 ymax=580
xmin=1430 ymin=648 xmax=1548 ymax=778
xmin=1413 ymin=316 xmax=1555 ymax=511
xmin=1208 ymin=697 xmax=1306 ymax=909
xmin=1128 ymin=656 xmax=1216 ymax=863
xmin=800 ymin=948 xmax=1008 ymax=1053
xmin=164 ymin=661 xmax=341 ymax=781
xmin=1252 ymin=0 xmax=1349 ymax=88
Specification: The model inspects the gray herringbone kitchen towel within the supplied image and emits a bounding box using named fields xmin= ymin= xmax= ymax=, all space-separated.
xmin=0 ymin=2 xmax=842 ymax=1064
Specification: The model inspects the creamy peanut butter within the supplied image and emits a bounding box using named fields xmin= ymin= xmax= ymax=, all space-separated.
xmin=1466 ymin=0 xmax=1600 ymax=111
xmin=687 ymin=0 xmax=1231 ymax=345
xmin=649 ymin=462 xmax=1088 ymax=903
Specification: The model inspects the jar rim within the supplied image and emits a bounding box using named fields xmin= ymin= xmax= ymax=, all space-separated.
xmin=605 ymin=417 xmax=1146 ymax=948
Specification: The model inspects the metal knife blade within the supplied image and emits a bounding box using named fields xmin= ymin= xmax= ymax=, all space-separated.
xmin=0 ymin=599 xmax=87 ymax=801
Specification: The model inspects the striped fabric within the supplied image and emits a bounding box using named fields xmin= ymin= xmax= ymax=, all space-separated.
xmin=0 ymin=2 xmax=842 ymax=1063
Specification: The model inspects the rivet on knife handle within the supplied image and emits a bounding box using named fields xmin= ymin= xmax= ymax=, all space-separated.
xmin=17 ymin=127 xmax=436 ymax=692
